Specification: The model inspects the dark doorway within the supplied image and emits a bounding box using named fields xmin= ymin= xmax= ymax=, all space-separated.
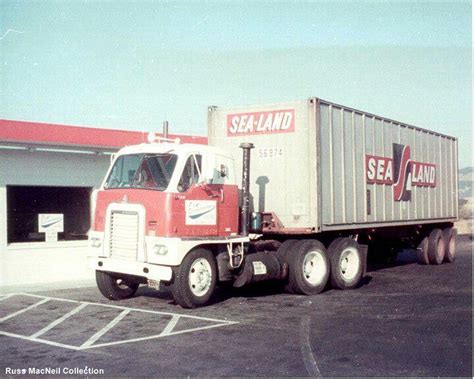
xmin=7 ymin=186 xmax=91 ymax=243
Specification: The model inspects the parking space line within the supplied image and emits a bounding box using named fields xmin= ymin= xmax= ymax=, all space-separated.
xmin=30 ymin=303 xmax=89 ymax=338
xmin=80 ymin=309 xmax=130 ymax=348
xmin=159 ymin=314 xmax=180 ymax=336
xmin=1 ymin=293 xmax=239 ymax=351
xmin=82 ymin=321 xmax=238 ymax=350
xmin=17 ymin=292 xmax=236 ymax=323
xmin=0 ymin=298 xmax=50 ymax=323
xmin=0 ymin=294 xmax=15 ymax=302
xmin=0 ymin=330 xmax=81 ymax=350
xmin=17 ymin=292 xmax=77 ymax=303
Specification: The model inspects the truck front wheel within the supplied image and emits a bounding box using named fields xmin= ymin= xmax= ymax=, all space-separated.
xmin=171 ymin=248 xmax=217 ymax=308
xmin=287 ymin=240 xmax=329 ymax=295
xmin=96 ymin=271 xmax=139 ymax=300
xmin=328 ymin=238 xmax=364 ymax=289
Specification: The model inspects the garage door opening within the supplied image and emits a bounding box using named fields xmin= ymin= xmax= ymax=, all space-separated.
xmin=7 ymin=186 xmax=92 ymax=244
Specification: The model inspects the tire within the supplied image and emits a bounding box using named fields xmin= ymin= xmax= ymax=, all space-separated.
xmin=416 ymin=236 xmax=430 ymax=265
xmin=443 ymin=227 xmax=457 ymax=263
xmin=286 ymin=240 xmax=330 ymax=295
xmin=96 ymin=271 xmax=139 ymax=300
xmin=276 ymin=239 xmax=299 ymax=293
xmin=171 ymin=248 xmax=217 ymax=308
xmin=328 ymin=237 xmax=364 ymax=290
xmin=427 ymin=228 xmax=445 ymax=265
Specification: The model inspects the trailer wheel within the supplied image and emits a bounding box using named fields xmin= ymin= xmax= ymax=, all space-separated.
xmin=443 ymin=228 xmax=457 ymax=263
xmin=276 ymin=239 xmax=299 ymax=293
xmin=428 ymin=229 xmax=445 ymax=265
xmin=96 ymin=271 xmax=139 ymax=300
xmin=416 ymin=236 xmax=430 ymax=265
xmin=328 ymin=238 xmax=363 ymax=290
xmin=287 ymin=240 xmax=329 ymax=295
xmin=171 ymin=248 xmax=217 ymax=308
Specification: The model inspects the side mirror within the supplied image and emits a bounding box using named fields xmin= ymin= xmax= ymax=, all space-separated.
xmin=219 ymin=164 xmax=227 ymax=178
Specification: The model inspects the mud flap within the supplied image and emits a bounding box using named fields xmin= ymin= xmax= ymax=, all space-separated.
xmin=359 ymin=244 xmax=368 ymax=277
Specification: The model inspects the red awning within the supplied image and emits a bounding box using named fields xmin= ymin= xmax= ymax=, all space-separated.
xmin=0 ymin=119 xmax=207 ymax=150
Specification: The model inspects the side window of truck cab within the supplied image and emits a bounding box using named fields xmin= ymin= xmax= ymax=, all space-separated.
xmin=178 ymin=154 xmax=202 ymax=192
xmin=211 ymin=155 xmax=236 ymax=185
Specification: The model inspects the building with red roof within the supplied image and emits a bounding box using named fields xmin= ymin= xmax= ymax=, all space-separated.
xmin=0 ymin=119 xmax=206 ymax=287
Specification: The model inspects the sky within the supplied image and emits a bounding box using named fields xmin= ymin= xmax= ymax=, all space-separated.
xmin=0 ymin=1 xmax=472 ymax=167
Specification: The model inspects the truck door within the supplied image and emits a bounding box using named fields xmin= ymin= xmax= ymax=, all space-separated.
xmin=176 ymin=154 xmax=219 ymax=236
xmin=208 ymin=154 xmax=239 ymax=236
xmin=174 ymin=153 xmax=238 ymax=237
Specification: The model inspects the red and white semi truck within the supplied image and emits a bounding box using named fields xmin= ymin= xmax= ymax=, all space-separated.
xmin=88 ymin=98 xmax=458 ymax=308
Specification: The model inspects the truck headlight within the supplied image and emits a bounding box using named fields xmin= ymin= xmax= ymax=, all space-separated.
xmin=152 ymin=244 xmax=168 ymax=256
xmin=90 ymin=237 xmax=102 ymax=248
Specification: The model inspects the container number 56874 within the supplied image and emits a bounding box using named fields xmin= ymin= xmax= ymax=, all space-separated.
xmin=257 ymin=148 xmax=283 ymax=159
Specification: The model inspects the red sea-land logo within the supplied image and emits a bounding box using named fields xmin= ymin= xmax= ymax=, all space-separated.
xmin=366 ymin=143 xmax=436 ymax=202
xmin=227 ymin=109 xmax=295 ymax=137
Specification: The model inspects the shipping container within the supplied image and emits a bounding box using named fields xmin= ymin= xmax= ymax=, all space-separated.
xmin=208 ymin=97 xmax=458 ymax=233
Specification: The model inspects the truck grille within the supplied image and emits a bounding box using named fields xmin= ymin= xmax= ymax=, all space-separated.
xmin=109 ymin=211 xmax=139 ymax=260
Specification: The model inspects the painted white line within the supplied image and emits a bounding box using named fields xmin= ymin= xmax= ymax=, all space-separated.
xmin=300 ymin=315 xmax=322 ymax=377
xmin=159 ymin=314 xmax=181 ymax=336
xmin=30 ymin=303 xmax=88 ymax=338
xmin=80 ymin=309 xmax=130 ymax=348
xmin=0 ymin=331 xmax=81 ymax=350
xmin=82 ymin=321 xmax=239 ymax=350
xmin=0 ymin=298 xmax=50 ymax=323
xmin=1 ymin=293 xmax=240 ymax=351
xmin=17 ymin=292 xmax=235 ymax=324
xmin=0 ymin=293 xmax=15 ymax=302
xmin=17 ymin=292 xmax=77 ymax=303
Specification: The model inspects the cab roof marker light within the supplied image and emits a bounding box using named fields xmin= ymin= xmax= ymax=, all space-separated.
xmin=0 ymin=145 xmax=29 ymax=151
xmin=147 ymin=132 xmax=181 ymax=145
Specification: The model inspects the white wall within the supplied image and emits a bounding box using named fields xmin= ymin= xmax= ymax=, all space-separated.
xmin=0 ymin=149 xmax=110 ymax=287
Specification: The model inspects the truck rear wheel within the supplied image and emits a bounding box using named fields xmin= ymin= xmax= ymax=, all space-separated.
xmin=428 ymin=229 xmax=445 ymax=265
xmin=96 ymin=271 xmax=139 ymax=300
xmin=276 ymin=239 xmax=299 ymax=293
xmin=287 ymin=240 xmax=329 ymax=295
xmin=328 ymin=238 xmax=363 ymax=289
xmin=443 ymin=227 xmax=457 ymax=263
xmin=416 ymin=236 xmax=430 ymax=265
xmin=171 ymin=248 xmax=217 ymax=308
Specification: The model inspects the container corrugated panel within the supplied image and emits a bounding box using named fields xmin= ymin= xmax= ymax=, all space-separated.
xmin=318 ymin=100 xmax=457 ymax=230
xmin=208 ymin=98 xmax=458 ymax=232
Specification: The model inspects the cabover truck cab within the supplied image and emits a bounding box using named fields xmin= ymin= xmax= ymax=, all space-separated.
xmin=89 ymin=137 xmax=251 ymax=308
xmin=90 ymin=97 xmax=458 ymax=308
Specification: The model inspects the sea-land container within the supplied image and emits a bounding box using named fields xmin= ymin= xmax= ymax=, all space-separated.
xmin=208 ymin=97 xmax=458 ymax=233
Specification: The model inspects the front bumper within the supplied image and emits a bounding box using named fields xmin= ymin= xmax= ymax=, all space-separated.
xmin=88 ymin=257 xmax=173 ymax=282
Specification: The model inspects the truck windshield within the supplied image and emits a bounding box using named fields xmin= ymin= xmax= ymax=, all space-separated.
xmin=105 ymin=153 xmax=178 ymax=191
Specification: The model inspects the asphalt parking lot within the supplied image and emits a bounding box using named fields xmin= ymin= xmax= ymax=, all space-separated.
xmin=1 ymin=236 xmax=472 ymax=377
